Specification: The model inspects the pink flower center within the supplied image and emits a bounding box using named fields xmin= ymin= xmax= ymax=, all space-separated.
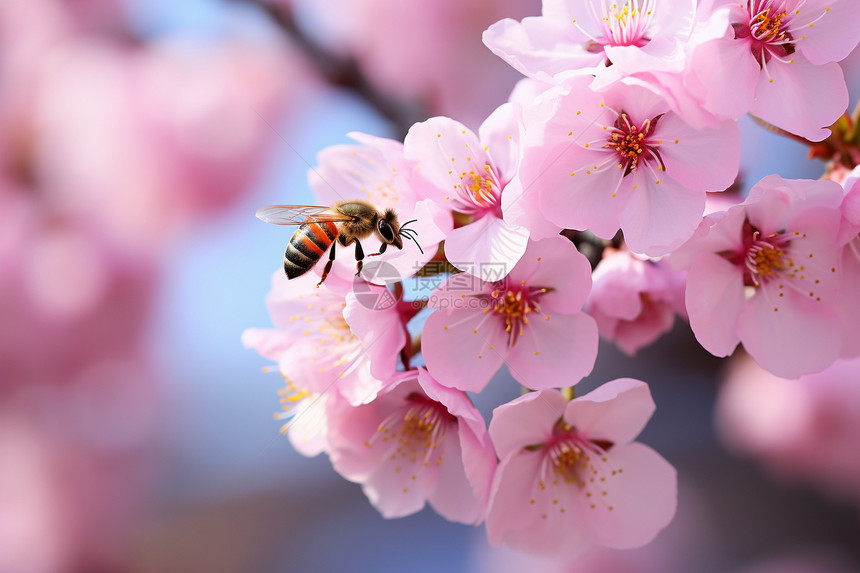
xmin=543 ymin=420 xmax=615 ymax=483
xmin=722 ymin=219 xmax=795 ymax=287
xmin=371 ymin=392 xmax=456 ymax=465
xmin=273 ymin=374 xmax=315 ymax=433
xmin=487 ymin=285 xmax=548 ymax=346
xmin=525 ymin=420 xmax=622 ymax=517
xmin=591 ymin=0 xmax=655 ymax=48
xmin=605 ymin=112 xmax=665 ymax=177
xmin=745 ymin=232 xmax=790 ymax=285
xmin=733 ymin=1 xmax=798 ymax=65
xmin=719 ymin=218 xmax=835 ymax=312
xmin=453 ymin=164 xmax=503 ymax=217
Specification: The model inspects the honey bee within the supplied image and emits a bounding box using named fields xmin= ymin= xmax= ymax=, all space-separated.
xmin=256 ymin=200 xmax=423 ymax=286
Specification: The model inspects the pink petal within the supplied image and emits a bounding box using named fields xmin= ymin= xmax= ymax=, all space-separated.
xmin=750 ymin=58 xmax=848 ymax=142
xmin=444 ymin=214 xmax=530 ymax=282
xmin=344 ymin=289 xmax=406 ymax=382
xmin=479 ymin=102 xmax=522 ymax=183
xmin=602 ymin=81 xmax=673 ymax=126
xmin=422 ymin=309 xmax=508 ymax=392
xmin=538 ymin=149 xmax=626 ymax=239
xmin=287 ymin=395 xmax=331 ymax=457
xmin=500 ymin=174 xmax=564 ymax=241
xmin=670 ymin=208 xmax=746 ymax=270
xmin=403 ymin=116 xmax=490 ymax=197
xmin=241 ymin=327 xmax=289 ymax=361
xmin=482 ymin=17 xmax=600 ymax=82
xmin=488 ymin=390 xmax=566 ymax=461
xmin=685 ymin=253 xmax=745 ymax=357
xmin=746 ymin=176 xmax=844 ymax=232
xmin=739 ymin=285 xmax=841 ymax=378
xmin=613 ymin=303 xmax=677 ymax=356
xmin=426 ymin=272 xmax=488 ymax=309
xmin=689 ymin=34 xmax=760 ymax=119
xmin=583 ymin=443 xmax=677 ymax=549
xmin=485 ymin=450 xmax=590 ymax=556
xmin=618 ymin=174 xmax=705 ymax=256
xmin=361 ymin=459 xmax=434 ymax=519
xmin=505 ymin=312 xmax=599 ymax=390
xmin=426 ymin=432 xmax=483 ymax=524
xmin=794 ymin=0 xmax=860 ymax=65
xmin=564 ymin=379 xmax=656 ymax=445
xmin=603 ymin=38 xmax=686 ymax=79
xmin=328 ymin=395 xmax=393 ymax=482
xmin=656 ymin=114 xmax=740 ymax=192
xmin=416 ymin=369 xmax=497 ymax=507
xmin=457 ymin=418 xmax=498 ymax=515
xmin=589 ymin=254 xmax=648 ymax=321
xmin=649 ymin=0 xmax=697 ymax=38
xmin=840 ymin=245 xmax=860 ymax=358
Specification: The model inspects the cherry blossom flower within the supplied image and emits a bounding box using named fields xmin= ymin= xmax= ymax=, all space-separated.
xmin=242 ymin=268 xmax=405 ymax=406
xmin=485 ymin=379 xmax=677 ymax=556
xmin=308 ymin=132 xmax=451 ymax=284
xmin=508 ymin=76 xmax=740 ymax=256
xmin=327 ymin=368 xmax=497 ymax=523
xmin=687 ymin=0 xmax=860 ymax=140
xmin=404 ymin=104 xmax=530 ymax=280
xmin=483 ymin=0 xmax=698 ymax=89
xmin=717 ymin=353 xmax=860 ymax=508
xmin=672 ymin=175 xmax=845 ymax=377
xmin=585 ymin=250 xmax=687 ymax=356
xmin=422 ymin=236 xmax=598 ymax=392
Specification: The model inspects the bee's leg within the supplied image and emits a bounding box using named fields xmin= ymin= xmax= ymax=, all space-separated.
xmin=317 ymin=241 xmax=338 ymax=288
xmin=367 ymin=243 xmax=387 ymax=258
xmin=353 ymin=239 xmax=365 ymax=276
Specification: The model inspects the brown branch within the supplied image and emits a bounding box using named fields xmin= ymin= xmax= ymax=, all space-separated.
xmin=232 ymin=0 xmax=426 ymax=137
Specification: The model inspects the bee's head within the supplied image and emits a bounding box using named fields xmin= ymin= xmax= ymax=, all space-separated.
xmin=376 ymin=209 xmax=403 ymax=249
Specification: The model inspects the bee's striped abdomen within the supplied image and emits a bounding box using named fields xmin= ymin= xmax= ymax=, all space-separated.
xmin=284 ymin=221 xmax=339 ymax=279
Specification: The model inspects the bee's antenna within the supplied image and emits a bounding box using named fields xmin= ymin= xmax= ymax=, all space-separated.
xmin=399 ymin=219 xmax=418 ymax=233
xmin=397 ymin=219 xmax=423 ymax=254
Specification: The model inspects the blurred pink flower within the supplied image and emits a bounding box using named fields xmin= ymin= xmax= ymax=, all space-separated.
xmin=422 ymin=236 xmax=598 ymax=393
xmin=485 ymin=379 xmax=677 ymax=556
xmin=0 ymin=191 xmax=160 ymax=386
xmin=585 ymin=250 xmax=687 ymax=356
xmin=0 ymin=358 xmax=160 ymax=573
xmin=511 ymin=76 xmax=740 ymax=256
xmin=672 ymin=175 xmax=846 ymax=378
xmin=327 ymin=368 xmax=497 ymax=523
xmin=404 ymin=105 xmax=530 ymax=281
xmin=32 ymin=35 xmax=301 ymax=254
xmin=291 ymin=0 xmax=540 ymax=127
xmin=717 ymin=354 xmax=860 ymax=507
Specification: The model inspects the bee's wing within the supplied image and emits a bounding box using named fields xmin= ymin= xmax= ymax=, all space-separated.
xmin=255 ymin=205 xmax=352 ymax=226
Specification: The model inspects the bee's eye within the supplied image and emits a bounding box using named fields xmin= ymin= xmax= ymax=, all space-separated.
xmin=377 ymin=220 xmax=395 ymax=242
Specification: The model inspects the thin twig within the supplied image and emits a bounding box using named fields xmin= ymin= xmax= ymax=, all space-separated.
xmin=233 ymin=0 xmax=426 ymax=137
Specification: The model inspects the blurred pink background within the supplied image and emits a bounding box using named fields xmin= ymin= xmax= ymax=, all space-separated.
xmin=1 ymin=1 xmax=859 ymax=572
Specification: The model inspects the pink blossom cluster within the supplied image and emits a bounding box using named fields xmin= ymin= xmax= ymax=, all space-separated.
xmin=245 ymin=0 xmax=860 ymax=559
